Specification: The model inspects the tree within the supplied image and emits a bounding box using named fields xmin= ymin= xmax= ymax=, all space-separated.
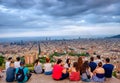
xmin=0 ymin=55 xmax=5 ymax=66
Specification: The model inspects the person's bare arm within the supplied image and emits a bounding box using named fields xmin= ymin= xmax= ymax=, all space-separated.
xmin=62 ymin=69 xmax=67 ymax=74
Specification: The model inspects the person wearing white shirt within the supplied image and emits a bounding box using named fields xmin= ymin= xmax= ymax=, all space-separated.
xmin=94 ymin=55 xmax=102 ymax=65
xmin=5 ymin=57 xmax=12 ymax=70
xmin=44 ymin=58 xmax=52 ymax=75
xmin=14 ymin=57 xmax=20 ymax=68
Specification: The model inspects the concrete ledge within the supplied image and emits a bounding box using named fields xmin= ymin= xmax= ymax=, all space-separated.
xmin=0 ymin=73 xmax=120 ymax=83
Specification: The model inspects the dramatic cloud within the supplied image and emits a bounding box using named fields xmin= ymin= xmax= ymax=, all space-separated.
xmin=0 ymin=0 xmax=120 ymax=38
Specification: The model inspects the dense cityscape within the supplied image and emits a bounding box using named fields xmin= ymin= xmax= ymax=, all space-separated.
xmin=0 ymin=38 xmax=120 ymax=64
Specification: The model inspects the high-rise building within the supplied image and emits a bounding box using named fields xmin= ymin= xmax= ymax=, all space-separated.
xmin=38 ymin=41 xmax=41 ymax=58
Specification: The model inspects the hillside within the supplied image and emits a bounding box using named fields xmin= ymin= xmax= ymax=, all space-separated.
xmin=109 ymin=35 xmax=120 ymax=38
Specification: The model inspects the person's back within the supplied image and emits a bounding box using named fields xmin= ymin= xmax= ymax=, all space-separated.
xmin=5 ymin=57 xmax=12 ymax=70
xmin=6 ymin=62 xmax=15 ymax=82
xmin=64 ymin=58 xmax=71 ymax=69
xmin=94 ymin=55 xmax=102 ymax=64
xmin=16 ymin=67 xmax=29 ymax=82
xmin=89 ymin=62 xmax=97 ymax=72
xmin=44 ymin=63 xmax=52 ymax=75
xmin=44 ymin=58 xmax=52 ymax=75
xmin=52 ymin=59 xmax=68 ymax=80
xmin=69 ymin=62 xmax=80 ymax=81
xmin=34 ymin=64 xmax=42 ymax=74
xmin=34 ymin=59 xmax=43 ymax=74
xmin=81 ymin=61 xmax=91 ymax=82
xmin=5 ymin=61 xmax=10 ymax=70
xmin=52 ymin=64 xmax=63 ymax=80
xmin=92 ymin=62 xmax=105 ymax=82
xmin=103 ymin=58 xmax=114 ymax=78
xmin=16 ymin=62 xmax=31 ymax=83
xmin=14 ymin=57 xmax=20 ymax=68
xmin=89 ymin=57 xmax=97 ymax=72
xmin=14 ymin=61 xmax=20 ymax=68
xmin=103 ymin=64 xmax=114 ymax=78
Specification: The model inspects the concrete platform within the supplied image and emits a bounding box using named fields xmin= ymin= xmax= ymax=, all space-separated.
xmin=0 ymin=73 xmax=120 ymax=83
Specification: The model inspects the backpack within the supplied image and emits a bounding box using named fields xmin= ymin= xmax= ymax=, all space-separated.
xmin=16 ymin=67 xmax=25 ymax=82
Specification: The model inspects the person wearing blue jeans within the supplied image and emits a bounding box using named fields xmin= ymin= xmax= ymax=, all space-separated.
xmin=60 ymin=73 xmax=69 ymax=80
xmin=44 ymin=58 xmax=53 ymax=75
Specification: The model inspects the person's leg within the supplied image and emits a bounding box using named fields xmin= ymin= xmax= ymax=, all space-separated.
xmin=44 ymin=71 xmax=52 ymax=75
xmin=60 ymin=73 xmax=69 ymax=80
xmin=42 ymin=69 xmax=44 ymax=73
xmin=27 ymin=73 xmax=32 ymax=81
xmin=82 ymin=78 xmax=91 ymax=82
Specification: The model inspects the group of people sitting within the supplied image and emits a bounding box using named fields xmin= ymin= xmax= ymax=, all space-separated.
xmin=5 ymin=57 xmax=32 ymax=83
xmin=51 ymin=55 xmax=114 ymax=82
xmin=1 ymin=55 xmax=114 ymax=83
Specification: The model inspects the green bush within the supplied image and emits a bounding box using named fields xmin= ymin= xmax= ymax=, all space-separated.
xmin=39 ymin=57 xmax=46 ymax=64
xmin=68 ymin=52 xmax=90 ymax=57
xmin=26 ymin=64 xmax=34 ymax=67
xmin=112 ymin=71 xmax=117 ymax=77
xmin=0 ymin=55 xmax=5 ymax=66
xmin=28 ymin=67 xmax=34 ymax=71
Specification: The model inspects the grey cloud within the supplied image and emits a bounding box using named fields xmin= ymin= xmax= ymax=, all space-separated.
xmin=0 ymin=0 xmax=120 ymax=35
xmin=0 ymin=0 xmax=36 ymax=9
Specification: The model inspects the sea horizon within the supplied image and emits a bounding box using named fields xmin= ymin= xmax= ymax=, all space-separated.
xmin=0 ymin=35 xmax=110 ymax=43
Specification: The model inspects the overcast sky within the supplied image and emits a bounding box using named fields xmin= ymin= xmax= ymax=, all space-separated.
xmin=0 ymin=0 xmax=120 ymax=38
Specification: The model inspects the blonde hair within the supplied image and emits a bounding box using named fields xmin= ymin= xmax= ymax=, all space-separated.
xmin=10 ymin=61 xmax=14 ymax=68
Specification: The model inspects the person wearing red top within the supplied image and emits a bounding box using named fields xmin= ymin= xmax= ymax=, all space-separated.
xmin=52 ymin=59 xmax=69 ymax=80
xmin=69 ymin=62 xmax=80 ymax=81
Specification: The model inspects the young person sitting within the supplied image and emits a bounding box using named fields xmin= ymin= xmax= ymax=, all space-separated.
xmin=89 ymin=57 xmax=97 ymax=72
xmin=0 ymin=68 xmax=3 ymax=78
xmin=16 ymin=61 xmax=32 ymax=83
xmin=81 ymin=61 xmax=91 ymax=82
xmin=64 ymin=58 xmax=71 ymax=69
xmin=94 ymin=55 xmax=102 ymax=64
xmin=5 ymin=57 xmax=12 ymax=70
xmin=14 ymin=57 xmax=20 ymax=68
xmin=103 ymin=58 xmax=114 ymax=78
xmin=34 ymin=59 xmax=43 ymax=74
xmin=44 ymin=58 xmax=53 ymax=75
xmin=6 ymin=61 xmax=15 ymax=82
xmin=92 ymin=62 xmax=105 ymax=82
xmin=52 ymin=59 xmax=69 ymax=80
xmin=69 ymin=62 xmax=80 ymax=81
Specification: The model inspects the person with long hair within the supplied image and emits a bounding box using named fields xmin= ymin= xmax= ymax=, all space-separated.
xmin=69 ymin=62 xmax=80 ymax=81
xmin=77 ymin=57 xmax=83 ymax=72
xmin=34 ymin=59 xmax=43 ymax=74
xmin=64 ymin=58 xmax=71 ymax=69
xmin=81 ymin=61 xmax=91 ymax=82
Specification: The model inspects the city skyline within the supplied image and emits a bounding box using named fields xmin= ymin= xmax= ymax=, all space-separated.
xmin=0 ymin=0 xmax=120 ymax=38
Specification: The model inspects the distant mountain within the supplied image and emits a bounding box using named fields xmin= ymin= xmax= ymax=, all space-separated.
xmin=109 ymin=34 xmax=120 ymax=38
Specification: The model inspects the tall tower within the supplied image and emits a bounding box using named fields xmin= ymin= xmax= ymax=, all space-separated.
xmin=38 ymin=41 xmax=41 ymax=58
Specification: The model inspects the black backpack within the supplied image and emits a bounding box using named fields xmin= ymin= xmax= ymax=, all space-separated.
xmin=16 ymin=67 xmax=25 ymax=82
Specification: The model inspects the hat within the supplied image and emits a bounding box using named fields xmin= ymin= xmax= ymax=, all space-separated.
xmin=20 ymin=61 xmax=25 ymax=65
